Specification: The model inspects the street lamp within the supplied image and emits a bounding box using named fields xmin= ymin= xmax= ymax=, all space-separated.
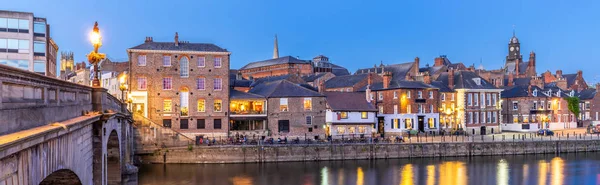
xmin=88 ymin=22 xmax=106 ymax=87
xmin=119 ymin=75 xmax=127 ymax=102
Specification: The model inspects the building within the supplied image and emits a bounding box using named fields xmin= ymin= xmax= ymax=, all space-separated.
xmin=324 ymin=92 xmax=377 ymax=138
xmin=0 ymin=10 xmax=58 ymax=77
xmin=59 ymin=51 xmax=74 ymax=79
xmin=324 ymin=73 xmax=382 ymax=92
xmin=301 ymin=72 xmax=335 ymax=90
xmin=68 ymin=62 xmax=90 ymax=85
xmin=229 ymin=89 xmax=268 ymax=137
xmin=99 ymin=59 xmax=129 ymax=100
xmin=430 ymin=81 xmax=458 ymax=132
xmin=127 ymin=33 xmax=231 ymax=138
xmin=248 ymin=80 xmax=326 ymax=139
xmin=578 ymin=85 xmax=600 ymax=126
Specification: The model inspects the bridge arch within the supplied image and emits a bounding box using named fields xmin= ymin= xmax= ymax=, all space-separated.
xmin=106 ymin=129 xmax=122 ymax=185
xmin=39 ymin=169 xmax=82 ymax=185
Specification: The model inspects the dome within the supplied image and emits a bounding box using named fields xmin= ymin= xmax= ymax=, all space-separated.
xmin=510 ymin=36 xmax=519 ymax=44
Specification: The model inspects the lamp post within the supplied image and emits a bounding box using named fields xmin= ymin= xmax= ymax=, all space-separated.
xmin=88 ymin=22 xmax=106 ymax=87
xmin=119 ymin=73 xmax=127 ymax=102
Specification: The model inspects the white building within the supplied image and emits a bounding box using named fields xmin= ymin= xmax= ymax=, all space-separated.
xmin=324 ymin=92 xmax=378 ymax=138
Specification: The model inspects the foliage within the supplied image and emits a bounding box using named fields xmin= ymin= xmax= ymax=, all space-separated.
xmin=564 ymin=96 xmax=581 ymax=121
xmin=187 ymin=144 xmax=193 ymax=151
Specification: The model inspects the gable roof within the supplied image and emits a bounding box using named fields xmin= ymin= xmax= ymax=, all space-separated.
xmin=230 ymin=89 xmax=265 ymax=99
xmin=562 ymin=74 xmax=578 ymax=87
xmin=501 ymin=85 xmax=548 ymax=98
xmin=325 ymin=74 xmax=368 ymax=88
xmin=358 ymin=80 xmax=437 ymax=91
xmin=129 ymin=42 xmax=227 ymax=52
xmin=430 ymin=81 xmax=454 ymax=92
xmin=302 ymin=73 xmax=327 ymax=82
xmin=248 ymin=80 xmax=324 ymax=98
xmin=355 ymin=62 xmax=414 ymax=81
xmin=240 ymin=56 xmax=310 ymax=70
xmin=324 ymin=92 xmax=377 ymax=112
xmin=331 ymin=63 xmax=351 ymax=76
xmin=437 ymin=71 xmax=498 ymax=90
xmin=576 ymin=89 xmax=597 ymax=100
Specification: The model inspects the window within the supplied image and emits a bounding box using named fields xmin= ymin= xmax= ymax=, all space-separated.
xmin=33 ymin=60 xmax=45 ymax=73
xmin=197 ymin=99 xmax=205 ymax=112
xmin=214 ymin=57 xmax=222 ymax=68
xmin=418 ymin=91 xmax=423 ymax=98
xmin=474 ymin=93 xmax=479 ymax=106
xmin=468 ymin=93 xmax=472 ymax=106
xmin=180 ymin=119 xmax=188 ymax=129
xmin=34 ymin=42 xmax=45 ymax=54
xmin=361 ymin=112 xmax=368 ymax=119
xmin=163 ymin=77 xmax=172 ymax=90
xmin=214 ymin=99 xmax=222 ymax=112
xmin=540 ymin=101 xmax=545 ymax=109
xmin=18 ymin=40 xmax=28 ymax=53
xmin=523 ymin=116 xmax=529 ymax=123
xmin=346 ymin=88 xmax=351 ymax=92
xmin=304 ymin=98 xmax=312 ymax=111
xmin=379 ymin=106 xmax=383 ymax=114
xmin=441 ymin=93 xmax=446 ymax=101
xmin=394 ymin=91 xmax=398 ymax=99
xmin=407 ymin=91 xmax=411 ymax=98
xmin=493 ymin=112 xmax=497 ymax=123
xmin=428 ymin=118 xmax=435 ymax=129
xmin=137 ymin=77 xmax=147 ymax=90
xmin=280 ymin=98 xmax=288 ymax=111
xmin=430 ymin=104 xmax=434 ymax=113
xmin=547 ymin=101 xmax=552 ymax=110
xmin=308 ymin=128 xmax=313 ymax=132
xmin=180 ymin=57 xmax=189 ymax=77
xmin=468 ymin=112 xmax=473 ymax=124
xmin=451 ymin=94 xmax=455 ymax=101
xmin=137 ymin=55 xmax=146 ymax=66
xmin=278 ymin=120 xmax=290 ymax=132
xmin=407 ymin=105 xmax=411 ymax=113
xmin=18 ymin=19 xmax=28 ymax=30
xmin=306 ymin=116 xmax=312 ymax=125
xmin=392 ymin=119 xmax=399 ymax=129
xmin=513 ymin=115 xmax=518 ymax=123
xmin=214 ymin=119 xmax=222 ymax=129
xmin=474 ymin=112 xmax=479 ymax=123
xmin=492 ymin=94 xmax=497 ymax=106
xmin=198 ymin=56 xmax=205 ymax=67
xmin=404 ymin=119 xmax=412 ymax=129
xmin=513 ymin=101 xmax=518 ymax=110
xmin=34 ymin=22 xmax=45 ymax=34
xmin=418 ymin=104 xmax=423 ymax=113
xmin=349 ymin=127 xmax=356 ymax=134
xmin=213 ymin=78 xmax=222 ymax=90
xmin=486 ymin=94 xmax=491 ymax=106
xmin=487 ymin=112 xmax=491 ymax=123
xmin=0 ymin=18 xmax=6 ymax=30
xmin=429 ymin=91 xmax=433 ymax=99
xmin=558 ymin=101 xmax=561 ymax=110
xmin=358 ymin=126 xmax=366 ymax=133
xmin=163 ymin=119 xmax=172 ymax=128
xmin=197 ymin=78 xmax=205 ymax=90
xmin=197 ymin=119 xmax=205 ymax=129
xmin=163 ymin=56 xmax=171 ymax=66
xmin=340 ymin=112 xmax=348 ymax=119
xmin=163 ymin=99 xmax=172 ymax=112
xmin=180 ymin=91 xmax=189 ymax=116
xmin=370 ymin=93 xmax=374 ymax=100
xmin=337 ymin=126 xmax=345 ymax=134
xmin=532 ymin=101 xmax=537 ymax=110
xmin=378 ymin=92 xmax=383 ymax=100
xmin=394 ymin=105 xmax=398 ymax=114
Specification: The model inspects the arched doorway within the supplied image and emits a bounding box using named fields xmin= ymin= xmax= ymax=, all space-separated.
xmin=39 ymin=169 xmax=82 ymax=185
xmin=107 ymin=130 xmax=121 ymax=185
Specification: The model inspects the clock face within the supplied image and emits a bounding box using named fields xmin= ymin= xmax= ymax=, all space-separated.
xmin=516 ymin=47 xmax=520 ymax=51
xmin=510 ymin=47 xmax=514 ymax=52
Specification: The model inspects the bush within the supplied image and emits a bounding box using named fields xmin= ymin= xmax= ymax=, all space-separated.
xmin=187 ymin=144 xmax=193 ymax=151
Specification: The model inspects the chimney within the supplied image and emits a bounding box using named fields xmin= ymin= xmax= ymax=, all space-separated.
xmin=174 ymin=32 xmax=179 ymax=46
xmin=423 ymin=74 xmax=431 ymax=84
xmin=367 ymin=73 xmax=373 ymax=86
xmin=529 ymin=51 xmax=536 ymax=67
xmin=556 ymin=70 xmax=563 ymax=79
xmin=273 ymin=34 xmax=279 ymax=59
xmin=145 ymin=37 xmax=153 ymax=43
xmin=365 ymin=85 xmax=372 ymax=103
xmin=318 ymin=81 xmax=325 ymax=93
xmin=515 ymin=58 xmax=520 ymax=76
xmin=434 ymin=57 xmax=444 ymax=67
xmin=383 ymin=72 xmax=392 ymax=89
xmin=448 ymin=68 xmax=455 ymax=89
xmin=508 ymin=72 xmax=514 ymax=87
xmin=577 ymin=70 xmax=583 ymax=78
xmin=527 ymin=85 xmax=532 ymax=96
xmin=413 ymin=57 xmax=420 ymax=75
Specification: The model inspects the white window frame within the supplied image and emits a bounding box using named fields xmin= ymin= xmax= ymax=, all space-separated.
xmin=138 ymin=55 xmax=146 ymax=66
xmin=468 ymin=93 xmax=473 ymax=106
xmin=394 ymin=91 xmax=398 ymax=99
xmin=163 ymin=55 xmax=171 ymax=66
xmin=429 ymin=91 xmax=433 ymax=99
xmin=198 ymin=56 xmax=206 ymax=67
xmin=214 ymin=57 xmax=222 ymax=68
xmin=418 ymin=91 xmax=423 ymax=99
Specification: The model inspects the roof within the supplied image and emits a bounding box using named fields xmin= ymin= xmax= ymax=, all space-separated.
xmin=240 ymin=56 xmax=310 ymax=70
xmin=355 ymin=62 xmax=414 ymax=81
xmin=577 ymin=89 xmax=597 ymax=100
xmin=331 ymin=63 xmax=350 ymax=76
xmin=129 ymin=42 xmax=227 ymax=52
xmin=302 ymin=73 xmax=327 ymax=82
xmin=518 ymin=62 xmax=529 ymax=74
xmin=250 ymin=74 xmax=297 ymax=87
xmin=358 ymin=80 xmax=437 ymax=91
xmin=230 ymin=89 xmax=265 ymax=99
xmin=324 ymin=92 xmax=377 ymax=112
xmin=501 ymin=85 xmax=548 ymax=98
xmin=562 ymin=74 xmax=577 ymax=87
xmin=436 ymin=71 xmax=498 ymax=90
xmin=230 ymin=79 xmax=253 ymax=88
xmin=248 ymin=80 xmax=324 ymax=98
xmin=325 ymin=74 xmax=368 ymax=88
xmin=430 ymin=81 xmax=454 ymax=92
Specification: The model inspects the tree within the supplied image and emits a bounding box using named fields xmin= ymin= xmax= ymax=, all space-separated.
xmin=564 ymin=96 xmax=581 ymax=123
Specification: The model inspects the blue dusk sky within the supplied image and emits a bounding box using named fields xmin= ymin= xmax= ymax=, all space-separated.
xmin=4 ymin=0 xmax=600 ymax=82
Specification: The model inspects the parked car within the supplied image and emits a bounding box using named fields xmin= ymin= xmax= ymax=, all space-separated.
xmin=537 ymin=129 xmax=554 ymax=136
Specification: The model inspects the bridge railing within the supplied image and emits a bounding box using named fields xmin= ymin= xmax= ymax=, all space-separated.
xmin=0 ymin=65 xmax=94 ymax=135
xmin=132 ymin=114 xmax=192 ymax=153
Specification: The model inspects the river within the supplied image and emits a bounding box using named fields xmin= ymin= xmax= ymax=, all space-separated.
xmin=138 ymin=153 xmax=600 ymax=185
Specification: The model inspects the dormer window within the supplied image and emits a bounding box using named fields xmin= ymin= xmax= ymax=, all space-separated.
xmin=570 ymin=91 xmax=574 ymax=97
xmin=472 ymin=78 xmax=481 ymax=85
xmin=533 ymin=90 xmax=538 ymax=97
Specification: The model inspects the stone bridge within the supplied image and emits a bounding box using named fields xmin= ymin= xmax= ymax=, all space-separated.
xmin=0 ymin=65 xmax=136 ymax=185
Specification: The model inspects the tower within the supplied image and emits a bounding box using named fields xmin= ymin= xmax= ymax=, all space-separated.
xmin=60 ymin=51 xmax=74 ymax=75
xmin=506 ymin=31 xmax=521 ymax=63
xmin=273 ymin=34 xmax=279 ymax=59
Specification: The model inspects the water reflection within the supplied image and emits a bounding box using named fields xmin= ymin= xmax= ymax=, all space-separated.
xmin=139 ymin=153 xmax=600 ymax=185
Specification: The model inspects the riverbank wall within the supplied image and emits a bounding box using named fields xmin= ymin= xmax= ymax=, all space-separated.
xmin=137 ymin=140 xmax=600 ymax=164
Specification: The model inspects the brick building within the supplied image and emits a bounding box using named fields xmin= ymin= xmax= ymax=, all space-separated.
xmin=127 ymin=33 xmax=231 ymax=138
xmin=324 ymin=92 xmax=378 ymax=138
xmin=248 ymin=80 xmax=326 ymax=139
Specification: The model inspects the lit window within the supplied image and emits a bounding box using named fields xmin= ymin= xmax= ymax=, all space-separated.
xmin=214 ymin=78 xmax=222 ymax=91
xmin=358 ymin=126 xmax=366 ymax=133
xmin=428 ymin=118 xmax=435 ymax=128
xmin=405 ymin=119 xmax=412 ymax=129
xmin=197 ymin=78 xmax=205 ymax=90
xmin=337 ymin=126 xmax=345 ymax=134
xmin=198 ymin=56 xmax=205 ymax=67
xmin=361 ymin=112 xmax=368 ymax=119
xmin=349 ymin=127 xmax=356 ymax=134
xmin=163 ymin=77 xmax=172 ymax=90
xmin=137 ymin=55 xmax=146 ymax=66
xmin=214 ymin=57 xmax=222 ymax=68
xmin=163 ymin=56 xmax=171 ymax=66
xmin=513 ymin=115 xmax=518 ymax=123
xmin=197 ymin=99 xmax=205 ymax=112
xmin=340 ymin=112 xmax=348 ymax=119
xmin=214 ymin=99 xmax=222 ymax=112
xmin=137 ymin=77 xmax=147 ymax=90
xmin=163 ymin=99 xmax=172 ymax=112
xmin=280 ymin=98 xmax=288 ymax=112
xmin=379 ymin=106 xmax=383 ymax=114
xmin=180 ymin=57 xmax=189 ymax=77
xmin=407 ymin=91 xmax=411 ymax=98
xmin=451 ymin=94 xmax=455 ymax=101
xmin=304 ymin=98 xmax=312 ymax=111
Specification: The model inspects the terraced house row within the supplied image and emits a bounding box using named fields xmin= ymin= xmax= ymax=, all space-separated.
xmin=124 ymin=33 xmax=600 ymax=139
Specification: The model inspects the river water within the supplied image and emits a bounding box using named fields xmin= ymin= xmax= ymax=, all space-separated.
xmin=138 ymin=153 xmax=600 ymax=185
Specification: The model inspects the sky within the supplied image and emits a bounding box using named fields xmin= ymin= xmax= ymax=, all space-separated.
xmin=4 ymin=0 xmax=600 ymax=83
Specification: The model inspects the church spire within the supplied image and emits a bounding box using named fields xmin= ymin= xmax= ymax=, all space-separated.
xmin=273 ymin=34 xmax=279 ymax=59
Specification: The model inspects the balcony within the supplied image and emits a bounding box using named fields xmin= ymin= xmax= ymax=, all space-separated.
xmin=230 ymin=100 xmax=266 ymax=117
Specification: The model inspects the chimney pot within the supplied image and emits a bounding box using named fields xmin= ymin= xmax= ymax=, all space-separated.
xmin=383 ymin=72 xmax=392 ymax=89
xmin=448 ymin=68 xmax=455 ymax=89
xmin=174 ymin=32 xmax=179 ymax=46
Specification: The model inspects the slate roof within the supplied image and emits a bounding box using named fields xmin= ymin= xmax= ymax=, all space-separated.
xmin=519 ymin=62 xmax=529 ymax=74
xmin=129 ymin=42 xmax=227 ymax=52
xmin=249 ymin=80 xmax=324 ymax=98
xmin=430 ymin=81 xmax=454 ymax=92
xmin=501 ymin=85 xmax=548 ymax=98
xmin=563 ymin=74 xmax=577 ymax=87
xmin=436 ymin=71 xmax=497 ymax=90
xmin=576 ymin=89 xmax=597 ymax=100
xmin=302 ymin=73 xmax=327 ymax=82
xmin=230 ymin=79 xmax=253 ymax=88
xmin=358 ymin=80 xmax=437 ymax=91
xmin=240 ymin=56 xmax=310 ymax=70
xmin=355 ymin=62 xmax=414 ymax=81
xmin=250 ymin=74 xmax=293 ymax=87
xmin=230 ymin=89 xmax=265 ymax=99
xmin=324 ymin=92 xmax=377 ymax=112
xmin=331 ymin=63 xmax=351 ymax=76
xmin=325 ymin=74 xmax=368 ymax=88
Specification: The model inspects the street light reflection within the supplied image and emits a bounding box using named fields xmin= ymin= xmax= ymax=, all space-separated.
xmin=426 ymin=165 xmax=435 ymax=185
xmin=439 ymin=161 xmax=466 ymax=185
xmin=550 ymin=157 xmax=564 ymax=185
xmin=496 ymin=159 xmax=509 ymax=185
xmin=356 ymin=167 xmax=364 ymax=185
xmin=538 ymin=160 xmax=548 ymax=185
xmin=400 ymin=164 xmax=413 ymax=185
xmin=321 ymin=167 xmax=329 ymax=185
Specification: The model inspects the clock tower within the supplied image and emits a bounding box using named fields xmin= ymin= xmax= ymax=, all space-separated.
xmin=506 ymin=32 xmax=521 ymax=62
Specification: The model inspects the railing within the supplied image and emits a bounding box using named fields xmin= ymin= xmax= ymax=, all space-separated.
xmin=132 ymin=114 xmax=193 ymax=153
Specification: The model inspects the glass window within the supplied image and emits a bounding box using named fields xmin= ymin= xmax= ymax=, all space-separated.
xmin=34 ymin=42 xmax=45 ymax=53
xmin=441 ymin=93 xmax=445 ymax=101
xmin=137 ymin=55 xmax=146 ymax=66
xmin=513 ymin=102 xmax=518 ymax=110
xmin=180 ymin=92 xmax=189 ymax=116
xmin=303 ymin=98 xmax=312 ymax=111
xmin=197 ymin=78 xmax=205 ymax=90
xmin=0 ymin=18 xmax=7 ymax=28
xmin=407 ymin=91 xmax=411 ymax=98
xmin=306 ymin=116 xmax=312 ymax=125
xmin=198 ymin=57 xmax=205 ymax=67
xmin=378 ymin=92 xmax=383 ymax=100
xmin=0 ymin=39 xmax=6 ymax=49
xmin=137 ymin=77 xmax=147 ymax=90
xmin=361 ymin=112 xmax=368 ymax=119
xmin=379 ymin=106 xmax=383 ymax=114
xmin=7 ymin=19 xmax=18 ymax=29
xmin=513 ymin=115 xmax=518 ymax=123
xmin=197 ymin=99 xmax=205 ymax=112
xmin=278 ymin=120 xmax=289 ymax=132
xmin=197 ymin=119 xmax=205 ymax=129
xmin=180 ymin=57 xmax=189 ymax=77
xmin=428 ymin=118 xmax=435 ymax=128
xmin=18 ymin=19 xmax=29 ymax=30
xmin=429 ymin=91 xmax=433 ymax=99
xmin=340 ymin=112 xmax=348 ymax=119
xmin=214 ymin=57 xmax=222 ymax=68
xmin=358 ymin=126 xmax=366 ymax=133
xmin=214 ymin=119 xmax=222 ymax=129
xmin=418 ymin=91 xmax=423 ymax=98
xmin=163 ymin=99 xmax=172 ymax=112
xmin=33 ymin=60 xmax=45 ymax=73
xmin=337 ymin=126 xmax=345 ymax=134
xmin=163 ymin=56 xmax=171 ymax=66
xmin=404 ymin=119 xmax=412 ymax=129
xmin=394 ymin=91 xmax=398 ymax=99
xmin=18 ymin=40 xmax=29 ymax=53
xmin=213 ymin=78 xmax=222 ymax=90
xmin=214 ymin=99 xmax=222 ymax=112
xmin=280 ymin=98 xmax=288 ymax=111
xmin=34 ymin=22 xmax=45 ymax=34
xmin=163 ymin=77 xmax=172 ymax=90
xmin=349 ymin=127 xmax=356 ymax=134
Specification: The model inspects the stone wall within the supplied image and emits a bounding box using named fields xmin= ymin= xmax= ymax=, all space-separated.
xmin=138 ymin=140 xmax=600 ymax=164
